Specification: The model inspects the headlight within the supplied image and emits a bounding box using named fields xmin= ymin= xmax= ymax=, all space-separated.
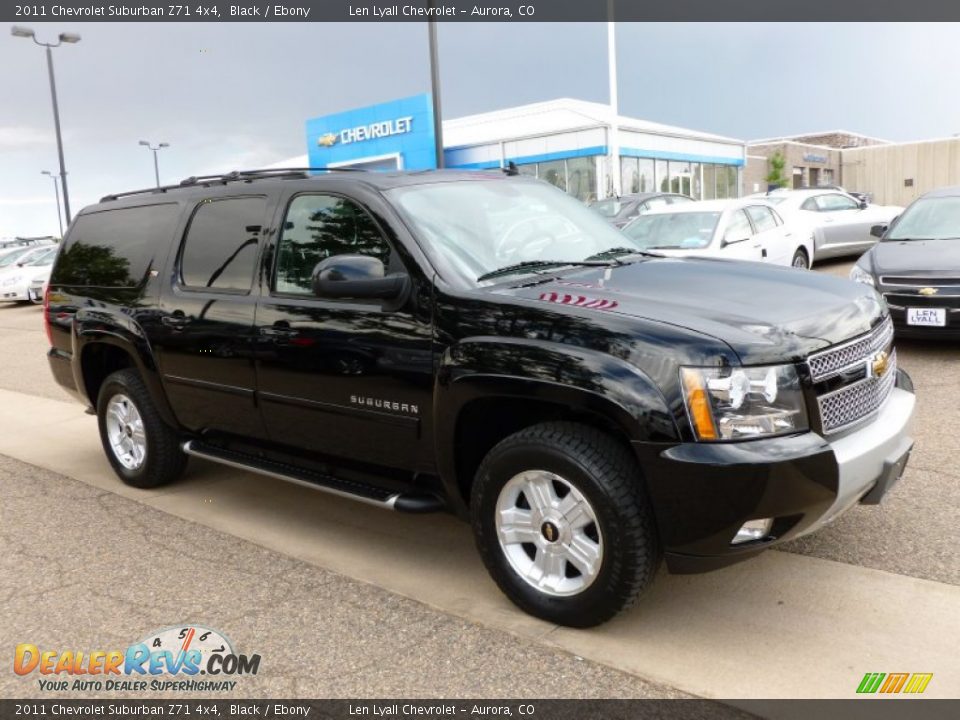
xmin=849 ymin=265 xmax=875 ymax=287
xmin=680 ymin=364 xmax=808 ymax=441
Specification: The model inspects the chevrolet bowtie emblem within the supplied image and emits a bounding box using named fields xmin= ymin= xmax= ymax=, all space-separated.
xmin=871 ymin=350 xmax=890 ymax=378
xmin=918 ymin=287 xmax=938 ymax=296
xmin=317 ymin=133 xmax=338 ymax=147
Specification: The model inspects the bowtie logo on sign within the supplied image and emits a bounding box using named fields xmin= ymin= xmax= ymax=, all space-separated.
xmin=318 ymin=116 xmax=415 ymax=148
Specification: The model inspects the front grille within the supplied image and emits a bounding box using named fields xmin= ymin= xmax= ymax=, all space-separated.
xmin=806 ymin=319 xmax=893 ymax=382
xmin=817 ymin=350 xmax=897 ymax=434
xmin=880 ymin=276 xmax=960 ymax=287
xmin=883 ymin=293 xmax=960 ymax=309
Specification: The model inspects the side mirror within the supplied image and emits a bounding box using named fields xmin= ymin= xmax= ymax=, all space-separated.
xmin=721 ymin=234 xmax=749 ymax=248
xmin=859 ymin=199 xmax=869 ymax=210
xmin=870 ymin=224 xmax=887 ymax=238
xmin=311 ymin=255 xmax=408 ymax=300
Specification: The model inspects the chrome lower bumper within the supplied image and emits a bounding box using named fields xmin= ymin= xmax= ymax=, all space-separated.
xmin=799 ymin=386 xmax=915 ymax=536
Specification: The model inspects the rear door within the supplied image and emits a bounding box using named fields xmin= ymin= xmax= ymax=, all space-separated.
xmin=745 ymin=204 xmax=790 ymax=265
xmin=815 ymin=193 xmax=865 ymax=252
xmin=153 ymin=195 xmax=268 ymax=438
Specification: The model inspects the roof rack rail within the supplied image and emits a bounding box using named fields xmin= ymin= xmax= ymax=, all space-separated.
xmin=100 ymin=167 xmax=368 ymax=202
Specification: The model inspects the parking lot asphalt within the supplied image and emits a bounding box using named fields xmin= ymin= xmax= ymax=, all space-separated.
xmin=1 ymin=257 xmax=958 ymax=701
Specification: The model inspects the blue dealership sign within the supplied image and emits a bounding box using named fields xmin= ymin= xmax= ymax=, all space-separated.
xmin=306 ymin=94 xmax=437 ymax=170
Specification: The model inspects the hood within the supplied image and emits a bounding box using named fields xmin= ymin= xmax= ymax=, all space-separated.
xmin=489 ymin=257 xmax=886 ymax=365
xmin=872 ymin=239 xmax=960 ymax=275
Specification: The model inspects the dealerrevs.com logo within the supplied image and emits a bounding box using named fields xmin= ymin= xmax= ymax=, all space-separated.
xmin=14 ymin=625 xmax=261 ymax=693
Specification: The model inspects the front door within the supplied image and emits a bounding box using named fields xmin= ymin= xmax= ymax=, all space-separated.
xmin=719 ymin=208 xmax=764 ymax=261
xmin=154 ymin=195 xmax=268 ymax=438
xmin=254 ymin=191 xmax=434 ymax=471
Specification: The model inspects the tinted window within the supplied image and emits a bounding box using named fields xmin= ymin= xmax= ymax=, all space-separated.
xmin=180 ymin=197 xmax=265 ymax=292
xmin=275 ymin=194 xmax=390 ymax=295
xmin=55 ymin=203 xmax=180 ymax=287
xmin=816 ymin=194 xmax=859 ymax=212
xmin=746 ymin=206 xmax=777 ymax=232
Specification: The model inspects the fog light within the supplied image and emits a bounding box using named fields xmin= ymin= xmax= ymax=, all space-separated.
xmin=732 ymin=518 xmax=773 ymax=545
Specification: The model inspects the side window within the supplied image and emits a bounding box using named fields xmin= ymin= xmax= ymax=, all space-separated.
xmin=801 ymin=197 xmax=819 ymax=211
xmin=274 ymin=194 xmax=391 ymax=296
xmin=645 ymin=197 xmax=670 ymax=211
xmin=746 ymin=205 xmax=777 ymax=232
xmin=54 ymin=203 xmax=181 ymax=287
xmin=816 ymin=194 xmax=859 ymax=212
xmin=723 ymin=209 xmax=753 ymax=242
xmin=180 ymin=197 xmax=265 ymax=292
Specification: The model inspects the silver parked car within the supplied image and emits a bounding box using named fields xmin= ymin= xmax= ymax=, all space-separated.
xmin=761 ymin=189 xmax=902 ymax=262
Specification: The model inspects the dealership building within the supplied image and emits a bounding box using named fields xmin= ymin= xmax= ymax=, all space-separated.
xmin=289 ymin=95 xmax=747 ymax=203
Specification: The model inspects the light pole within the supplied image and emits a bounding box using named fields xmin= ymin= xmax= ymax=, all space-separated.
xmin=139 ymin=140 xmax=170 ymax=187
xmin=427 ymin=5 xmax=444 ymax=168
xmin=11 ymin=26 xmax=80 ymax=225
xmin=41 ymin=170 xmax=64 ymax=237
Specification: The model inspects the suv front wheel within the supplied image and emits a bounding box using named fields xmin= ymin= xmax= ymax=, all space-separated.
xmin=97 ymin=369 xmax=187 ymax=489
xmin=471 ymin=422 xmax=660 ymax=627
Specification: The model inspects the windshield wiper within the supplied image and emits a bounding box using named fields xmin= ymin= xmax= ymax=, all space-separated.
xmin=477 ymin=259 xmax=613 ymax=283
xmin=584 ymin=246 xmax=661 ymax=261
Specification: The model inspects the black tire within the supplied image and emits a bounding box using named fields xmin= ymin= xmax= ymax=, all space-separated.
xmin=791 ymin=247 xmax=810 ymax=269
xmin=471 ymin=421 xmax=661 ymax=627
xmin=96 ymin=368 xmax=187 ymax=489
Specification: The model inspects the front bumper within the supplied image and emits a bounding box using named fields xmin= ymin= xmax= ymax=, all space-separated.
xmin=636 ymin=372 xmax=915 ymax=574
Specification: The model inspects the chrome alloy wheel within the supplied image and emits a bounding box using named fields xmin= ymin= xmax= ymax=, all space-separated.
xmin=105 ymin=393 xmax=147 ymax=470
xmin=793 ymin=254 xmax=808 ymax=268
xmin=495 ymin=470 xmax=603 ymax=597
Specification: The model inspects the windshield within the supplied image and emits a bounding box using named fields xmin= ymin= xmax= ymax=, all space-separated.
xmin=622 ymin=211 xmax=721 ymax=250
xmin=26 ymin=248 xmax=57 ymax=266
xmin=0 ymin=248 xmax=39 ymax=268
xmin=886 ymin=196 xmax=960 ymax=240
xmin=590 ymin=198 xmax=623 ymax=218
xmin=388 ymin=179 xmax=643 ymax=284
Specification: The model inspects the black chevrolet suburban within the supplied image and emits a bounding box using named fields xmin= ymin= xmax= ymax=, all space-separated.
xmin=45 ymin=168 xmax=915 ymax=627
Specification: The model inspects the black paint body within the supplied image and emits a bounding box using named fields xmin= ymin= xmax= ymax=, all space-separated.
xmin=45 ymin=171 xmax=900 ymax=572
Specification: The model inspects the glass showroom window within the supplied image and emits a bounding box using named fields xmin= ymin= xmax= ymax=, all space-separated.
xmin=621 ymin=157 xmax=639 ymax=194
xmin=656 ymin=159 xmax=669 ymax=192
xmin=567 ymin=156 xmax=597 ymax=202
xmin=637 ymin=159 xmax=655 ymax=193
xmin=517 ymin=163 xmax=537 ymax=177
xmin=702 ymin=165 xmax=716 ymax=200
xmin=670 ymin=162 xmax=692 ymax=195
xmin=539 ymin=160 xmax=567 ymax=192
xmin=690 ymin=163 xmax=702 ymax=199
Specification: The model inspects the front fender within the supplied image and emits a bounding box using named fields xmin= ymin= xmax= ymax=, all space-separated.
xmin=72 ymin=309 xmax=178 ymax=428
xmin=433 ymin=337 xmax=678 ymax=508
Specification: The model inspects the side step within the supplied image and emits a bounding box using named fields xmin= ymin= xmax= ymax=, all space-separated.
xmin=181 ymin=440 xmax=444 ymax=513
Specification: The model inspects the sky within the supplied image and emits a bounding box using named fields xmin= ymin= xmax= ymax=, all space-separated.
xmin=2 ymin=21 xmax=958 ymax=236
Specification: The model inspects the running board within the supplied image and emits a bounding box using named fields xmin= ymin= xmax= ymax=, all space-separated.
xmin=181 ymin=440 xmax=444 ymax=513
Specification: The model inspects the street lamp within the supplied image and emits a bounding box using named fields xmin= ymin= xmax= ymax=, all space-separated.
xmin=139 ymin=140 xmax=170 ymax=187
xmin=41 ymin=171 xmax=64 ymax=237
xmin=11 ymin=26 xmax=80 ymax=224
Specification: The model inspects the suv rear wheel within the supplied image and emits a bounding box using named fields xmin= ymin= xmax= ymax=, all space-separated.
xmin=471 ymin=422 xmax=660 ymax=627
xmin=97 ymin=369 xmax=187 ymax=489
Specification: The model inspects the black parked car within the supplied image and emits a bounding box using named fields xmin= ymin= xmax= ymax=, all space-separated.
xmin=589 ymin=192 xmax=692 ymax=228
xmin=44 ymin=168 xmax=915 ymax=627
xmin=851 ymin=186 xmax=960 ymax=338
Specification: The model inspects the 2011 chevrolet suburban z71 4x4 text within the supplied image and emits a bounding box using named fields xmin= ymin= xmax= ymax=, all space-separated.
xmin=44 ymin=168 xmax=915 ymax=627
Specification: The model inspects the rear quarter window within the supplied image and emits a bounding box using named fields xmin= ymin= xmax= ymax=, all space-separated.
xmin=52 ymin=203 xmax=181 ymax=287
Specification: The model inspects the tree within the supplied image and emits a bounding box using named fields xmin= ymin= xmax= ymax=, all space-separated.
xmin=765 ymin=151 xmax=790 ymax=189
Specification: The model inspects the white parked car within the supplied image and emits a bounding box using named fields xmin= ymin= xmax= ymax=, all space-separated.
xmin=761 ymin=189 xmax=902 ymax=261
xmin=0 ymin=246 xmax=58 ymax=302
xmin=621 ymin=198 xmax=815 ymax=268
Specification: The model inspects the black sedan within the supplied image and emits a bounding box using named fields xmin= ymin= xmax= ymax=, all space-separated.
xmin=589 ymin=192 xmax=692 ymax=228
xmin=850 ymin=186 xmax=960 ymax=337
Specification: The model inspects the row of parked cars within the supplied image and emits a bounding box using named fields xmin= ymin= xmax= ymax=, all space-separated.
xmin=0 ymin=241 xmax=58 ymax=304
xmin=590 ymin=187 xmax=902 ymax=269
xmin=589 ymin=184 xmax=958 ymax=338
